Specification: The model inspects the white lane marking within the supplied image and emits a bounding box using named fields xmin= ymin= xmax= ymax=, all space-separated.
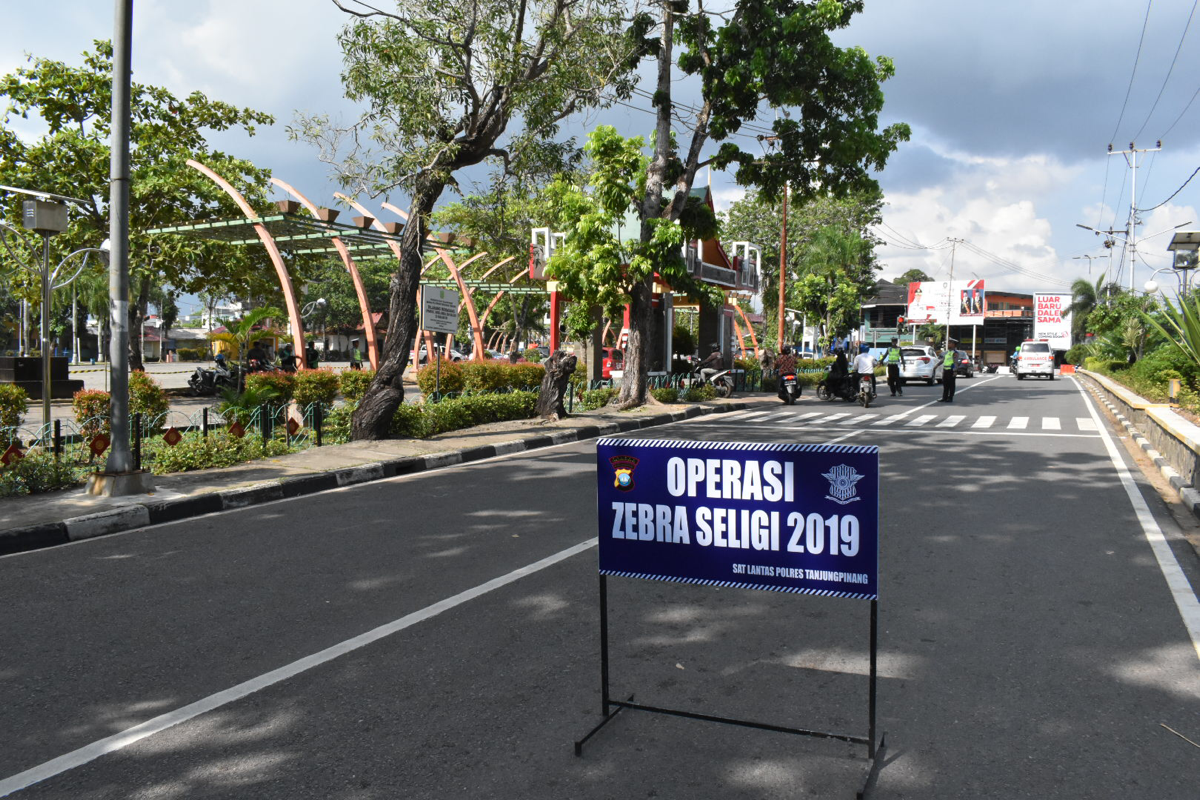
xmin=937 ymin=415 xmax=966 ymax=428
xmin=1077 ymin=417 xmax=1097 ymax=431
xmin=797 ymin=411 xmax=823 ymax=421
xmin=739 ymin=411 xmax=772 ymax=421
xmin=872 ymin=416 xmax=904 ymax=425
xmin=0 ymin=538 xmax=600 ymax=797
xmin=1072 ymin=378 xmax=1200 ymax=662
xmin=813 ymin=413 xmax=849 ymax=424
xmin=905 ymin=414 xmax=936 ymax=426
xmin=1042 ymin=417 xmax=1061 ymax=430
xmin=1008 ymin=417 xmax=1029 ymax=430
xmin=769 ymin=425 xmax=1099 ymax=439
xmin=844 ymin=414 xmax=878 ymax=425
xmin=972 ymin=416 xmax=996 ymax=429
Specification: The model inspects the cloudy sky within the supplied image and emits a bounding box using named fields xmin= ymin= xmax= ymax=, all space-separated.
xmin=5 ymin=0 xmax=1200 ymax=299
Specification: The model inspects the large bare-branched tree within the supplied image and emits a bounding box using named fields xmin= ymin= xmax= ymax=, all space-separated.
xmin=294 ymin=0 xmax=637 ymax=439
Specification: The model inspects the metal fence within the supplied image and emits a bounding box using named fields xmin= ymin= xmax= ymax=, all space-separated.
xmin=0 ymin=401 xmax=334 ymax=476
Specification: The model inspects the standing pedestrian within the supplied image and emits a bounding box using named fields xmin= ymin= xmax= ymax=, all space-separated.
xmin=883 ymin=337 xmax=906 ymax=396
xmin=350 ymin=338 xmax=363 ymax=371
xmin=940 ymin=341 xmax=957 ymax=402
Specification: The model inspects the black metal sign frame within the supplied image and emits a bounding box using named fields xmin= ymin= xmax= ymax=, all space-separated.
xmin=574 ymin=574 xmax=887 ymax=799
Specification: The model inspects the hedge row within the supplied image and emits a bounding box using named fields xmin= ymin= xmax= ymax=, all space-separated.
xmin=390 ymin=391 xmax=539 ymax=437
xmin=415 ymin=360 xmax=545 ymax=395
xmin=244 ymin=369 xmax=341 ymax=406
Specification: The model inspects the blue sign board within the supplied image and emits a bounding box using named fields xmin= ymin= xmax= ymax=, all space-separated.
xmin=596 ymin=438 xmax=879 ymax=600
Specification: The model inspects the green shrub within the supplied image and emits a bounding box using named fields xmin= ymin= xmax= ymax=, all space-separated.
xmin=339 ymin=369 xmax=376 ymax=401
xmin=323 ymin=401 xmax=357 ymax=443
xmin=72 ymin=390 xmax=111 ymax=440
xmin=0 ymin=384 xmax=28 ymax=441
xmin=651 ymin=387 xmax=679 ymax=403
xmin=217 ymin=385 xmax=281 ymax=425
xmin=462 ymin=361 xmax=509 ymax=392
xmin=1064 ymin=344 xmax=1088 ymax=364
xmin=176 ymin=348 xmax=207 ymax=361
xmin=129 ymin=371 xmax=170 ymax=433
xmin=684 ymin=384 xmax=717 ymax=402
xmin=416 ymin=359 xmax=465 ymax=395
xmin=507 ymin=362 xmax=546 ymax=390
xmin=389 ymin=402 xmax=425 ymax=437
xmin=149 ymin=431 xmax=290 ymax=475
xmin=581 ymin=387 xmax=618 ymax=410
xmin=246 ymin=371 xmax=295 ymax=403
xmin=0 ymin=452 xmax=84 ymax=497
xmin=523 ymin=347 xmax=543 ymax=363
xmin=293 ymin=369 xmax=340 ymax=406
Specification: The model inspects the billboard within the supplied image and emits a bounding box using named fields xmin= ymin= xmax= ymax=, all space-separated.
xmin=906 ymin=280 xmax=986 ymax=325
xmin=596 ymin=438 xmax=879 ymax=600
xmin=1034 ymin=293 xmax=1072 ymax=349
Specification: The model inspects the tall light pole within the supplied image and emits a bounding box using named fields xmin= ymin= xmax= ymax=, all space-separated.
xmin=1072 ymin=254 xmax=1101 ymax=275
xmin=92 ymin=0 xmax=152 ymax=493
xmin=777 ymin=181 xmax=788 ymax=350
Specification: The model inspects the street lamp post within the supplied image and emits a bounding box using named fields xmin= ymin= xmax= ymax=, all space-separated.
xmin=0 ymin=205 xmax=109 ymax=430
xmin=1146 ymin=230 xmax=1200 ymax=296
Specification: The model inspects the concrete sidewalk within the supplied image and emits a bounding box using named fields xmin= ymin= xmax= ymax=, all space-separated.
xmin=0 ymin=395 xmax=784 ymax=555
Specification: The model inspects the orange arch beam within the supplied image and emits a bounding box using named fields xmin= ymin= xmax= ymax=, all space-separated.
xmin=187 ymin=159 xmax=308 ymax=367
xmin=274 ymin=180 xmax=379 ymax=370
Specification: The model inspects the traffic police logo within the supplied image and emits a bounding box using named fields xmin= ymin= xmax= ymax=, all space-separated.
xmin=609 ymin=455 xmax=640 ymax=492
xmin=822 ymin=464 xmax=864 ymax=505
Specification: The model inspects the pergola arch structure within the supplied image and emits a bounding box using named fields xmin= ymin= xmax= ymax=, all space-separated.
xmin=273 ymin=179 xmax=379 ymax=369
xmin=381 ymin=201 xmax=488 ymax=360
xmin=733 ymin=301 xmax=761 ymax=359
xmin=187 ymin=159 xmax=309 ymax=367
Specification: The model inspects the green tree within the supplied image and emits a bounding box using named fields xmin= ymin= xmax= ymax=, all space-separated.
xmin=293 ymin=0 xmax=637 ymax=439
xmin=0 ymin=41 xmax=276 ymax=370
xmin=896 ymin=268 xmax=932 ymax=285
xmin=609 ymin=0 xmax=907 ymax=405
xmin=1068 ymin=271 xmax=1118 ymax=337
xmin=791 ymin=225 xmax=877 ymax=347
xmin=545 ymin=127 xmax=722 ymax=361
xmin=721 ymin=187 xmax=885 ymax=348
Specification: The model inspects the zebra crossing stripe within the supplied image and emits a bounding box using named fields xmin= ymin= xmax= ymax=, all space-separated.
xmin=972 ymin=416 xmax=996 ymax=429
xmin=1008 ymin=417 xmax=1029 ymax=430
xmin=814 ymin=413 xmax=849 ymax=424
xmin=872 ymin=416 xmax=904 ymax=425
xmin=739 ymin=411 xmax=772 ymax=421
xmin=1077 ymin=417 xmax=1097 ymax=431
xmin=937 ymin=415 xmax=966 ymax=428
xmin=905 ymin=414 xmax=937 ymax=426
xmin=844 ymin=414 xmax=877 ymax=425
xmin=1042 ymin=417 xmax=1061 ymax=430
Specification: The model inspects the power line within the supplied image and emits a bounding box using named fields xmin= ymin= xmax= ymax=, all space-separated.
xmin=1109 ymin=0 xmax=1155 ymax=143
xmin=1161 ymin=82 xmax=1200 ymax=138
xmin=1134 ymin=0 xmax=1199 ymax=140
xmin=1140 ymin=162 xmax=1200 ymax=211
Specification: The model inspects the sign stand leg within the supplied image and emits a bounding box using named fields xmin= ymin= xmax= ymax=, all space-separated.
xmin=858 ymin=598 xmax=887 ymax=799
xmin=574 ymin=575 xmax=630 ymax=756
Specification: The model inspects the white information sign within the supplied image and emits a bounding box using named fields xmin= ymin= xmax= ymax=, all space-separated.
xmin=420 ymin=286 xmax=460 ymax=335
xmin=1033 ymin=293 xmax=1072 ymax=350
xmin=905 ymin=280 xmax=986 ymax=325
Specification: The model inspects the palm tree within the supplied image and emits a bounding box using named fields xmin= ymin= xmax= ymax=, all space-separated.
xmin=207 ymin=306 xmax=284 ymax=375
xmin=1068 ymin=272 xmax=1118 ymax=336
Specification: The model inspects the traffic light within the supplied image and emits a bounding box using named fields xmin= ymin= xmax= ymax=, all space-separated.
xmin=897 ymin=316 xmax=906 ymax=327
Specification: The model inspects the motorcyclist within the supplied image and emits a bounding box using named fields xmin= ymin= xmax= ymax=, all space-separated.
xmin=279 ymin=343 xmax=299 ymax=372
xmin=852 ymin=343 xmax=877 ymax=396
xmin=698 ymin=343 xmax=725 ymax=384
xmin=827 ymin=348 xmax=852 ymax=398
xmin=775 ymin=345 xmax=799 ymax=398
xmin=246 ymin=339 xmax=268 ymax=372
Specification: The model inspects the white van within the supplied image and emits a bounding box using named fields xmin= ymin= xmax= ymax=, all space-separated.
xmin=1015 ymin=339 xmax=1055 ymax=380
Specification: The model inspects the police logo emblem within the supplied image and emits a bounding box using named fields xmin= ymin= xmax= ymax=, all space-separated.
xmin=609 ymin=455 xmax=639 ymax=492
xmin=822 ymin=464 xmax=863 ymax=505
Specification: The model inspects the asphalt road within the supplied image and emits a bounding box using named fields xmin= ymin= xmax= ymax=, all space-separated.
xmin=1 ymin=375 xmax=1198 ymax=798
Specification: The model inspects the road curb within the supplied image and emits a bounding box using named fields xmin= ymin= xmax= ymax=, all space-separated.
xmin=0 ymin=401 xmax=750 ymax=556
xmin=1082 ymin=380 xmax=1200 ymax=520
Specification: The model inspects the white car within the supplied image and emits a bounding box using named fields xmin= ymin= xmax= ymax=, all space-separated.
xmin=1015 ymin=339 xmax=1055 ymax=380
xmin=897 ymin=346 xmax=943 ymax=385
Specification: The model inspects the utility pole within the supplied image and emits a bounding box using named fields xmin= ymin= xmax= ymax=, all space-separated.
xmin=1108 ymin=141 xmax=1161 ymax=291
xmin=777 ymin=181 xmax=788 ymax=350
xmin=945 ymin=238 xmax=960 ymax=353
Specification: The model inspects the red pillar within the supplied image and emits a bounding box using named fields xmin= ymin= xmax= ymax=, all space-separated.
xmin=549 ymin=286 xmax=562 ymax=352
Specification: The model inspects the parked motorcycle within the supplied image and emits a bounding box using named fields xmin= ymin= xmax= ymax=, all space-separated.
xmin=778 ymin=371 xmax=800 ymax=405
xmin=857 ymin=374 xmax=877 ymax=408
xmin=187 ymin=358 xmax=240 ymax=396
